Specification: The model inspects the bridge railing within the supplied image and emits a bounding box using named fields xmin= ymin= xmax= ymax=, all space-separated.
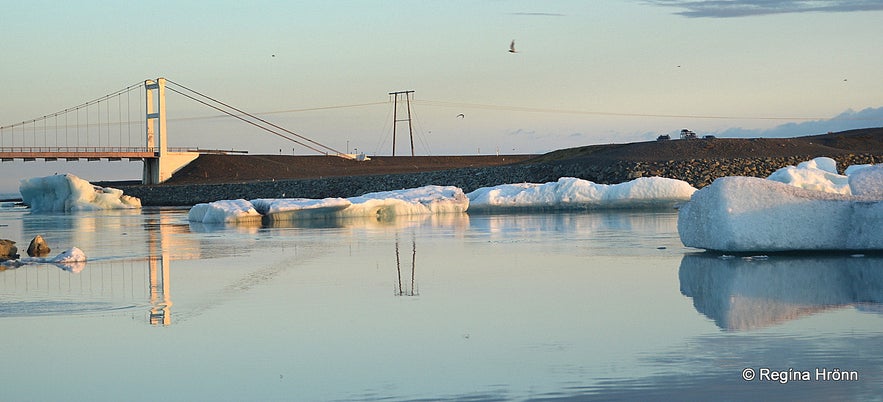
xmin=0 ymin=146 xmax=153 ymax=153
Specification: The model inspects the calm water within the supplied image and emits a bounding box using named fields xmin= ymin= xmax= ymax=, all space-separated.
xmin=1 ymin=205 xmax=882 ymax=401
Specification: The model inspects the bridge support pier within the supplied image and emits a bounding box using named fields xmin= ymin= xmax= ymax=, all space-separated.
xmin=142 ymin=78 xmax=200 ymax=185
xmin=142 ymin=152 xmax=200 ymax=185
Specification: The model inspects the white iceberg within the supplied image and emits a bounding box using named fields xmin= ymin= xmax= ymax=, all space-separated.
xmin=678 ymin=176 xmax=883 ymax=252
xmin=767 ymin=157 xmax=851 ymax=194
xmin=466 ymin=177 xmax=696 ymax=212
xmin=340 ymin=185 xmax=468 ymax=218
xmin=849 ymin=164 xmax=883 ymax=198
xmin=250 ymin=197 xmax=352 ymax=222
xmin=188 ymin=199 xmax=262 ymax=224
xmin=187 ymin=185 xmax=469 ymax=224
xmin=19 ymin=174 xmax=141 ymax=212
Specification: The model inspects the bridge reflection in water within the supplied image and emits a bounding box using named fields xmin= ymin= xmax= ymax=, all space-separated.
xmin=0 ymin=209 xmax=187 ymax=326
xmin=147 ymin=255 xmax=171 ymax=326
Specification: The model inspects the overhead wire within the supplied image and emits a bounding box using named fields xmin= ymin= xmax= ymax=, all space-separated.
xmin=164 ymin=84 xmax=328 ymax=155
xmin=413 ymin=99 xmax=844 ymax=121
xmin=165 ymin=79 xmax=345 ymax=156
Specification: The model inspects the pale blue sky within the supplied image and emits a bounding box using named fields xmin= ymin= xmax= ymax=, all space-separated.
xmin=2 ymin=0 xmax=883 ymax=192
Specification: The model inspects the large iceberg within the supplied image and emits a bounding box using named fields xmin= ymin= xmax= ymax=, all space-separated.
xmin=19 ymin=174 xmax=141 ymax=212
xmin=467 ymin=176 xmax=696 ymax=211
xmin=678 ymin=176 xmax=883 ymax=252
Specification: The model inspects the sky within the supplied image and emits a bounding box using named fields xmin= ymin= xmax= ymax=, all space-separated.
xmin=2 ymin=0 xmax=883 ymax=193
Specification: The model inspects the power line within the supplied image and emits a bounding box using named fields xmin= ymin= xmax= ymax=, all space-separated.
xmin=413 ymin=99 xmax=855 ymax=121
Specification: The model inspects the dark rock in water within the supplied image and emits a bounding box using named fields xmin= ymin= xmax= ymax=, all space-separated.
xmin=0 ymin=239 xmax=19 ymax=261
xmin=27 ymin=235 xmax=51 ymax=257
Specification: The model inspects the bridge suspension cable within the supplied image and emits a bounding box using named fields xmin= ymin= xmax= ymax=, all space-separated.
xmin=1 ymin=82 xmax=146 ymax=149
xmin=163 ymin=79 xmax=347 ymax=157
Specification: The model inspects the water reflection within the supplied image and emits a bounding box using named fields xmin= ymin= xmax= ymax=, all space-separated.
xmin=394 ymin=233 xmax=418 ymax=297
xmin=679 ymin=253 xmax=883 ymax=331
xmin=2 ymin=208 xmax=195 ymax=326
xmin=188 ymin=212 xmax=472 ymax=232
xmin=0 ymin=258 xmax=150 ymax=317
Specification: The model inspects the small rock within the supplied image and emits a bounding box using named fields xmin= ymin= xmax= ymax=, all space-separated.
xmin=0 ymin=239 xmax=19 ymax=261
xmin=27 ymin=235 xmax=51 ymax=257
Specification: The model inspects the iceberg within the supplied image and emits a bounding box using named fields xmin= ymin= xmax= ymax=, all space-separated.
xmin=250 ymin=197 xmax=352 ymax=222
xmin=341 ymin=185 xmax=468 ymax=218
xmin=19 ymin=174 xmax=141 ymax=212
xmin=678 ymin=176 xmax=883 ymax=252
xmin=679 ymin=157 xmax=882 ymax=252
xmin=849 ymin=164 xmax=883 ymax=198
xmin=466 ymin=177 xmax=696 ymax=212
xmin=187 ymin=185 xmax=469 ymax=224
xmin=766 ymin=157 xmax=850 ymax=194
xmin=188 ymin=199 xmax=262 ymax=224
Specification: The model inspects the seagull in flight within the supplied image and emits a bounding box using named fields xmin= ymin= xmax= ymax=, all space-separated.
xmin=509 ymin=40 xmax=517 ymax=53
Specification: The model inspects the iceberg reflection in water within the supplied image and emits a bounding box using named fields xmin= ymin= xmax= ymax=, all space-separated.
xmin=679 ymin=253 xmax=883 ymax=331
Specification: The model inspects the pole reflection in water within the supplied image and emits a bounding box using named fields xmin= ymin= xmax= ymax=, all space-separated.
xmin=394 ymin=232 xmax=418 ymax=297
xmin=679 ymin=253 xmax=883 ymax=331
xmin=148 ymin=254 xmax=172 ymax=326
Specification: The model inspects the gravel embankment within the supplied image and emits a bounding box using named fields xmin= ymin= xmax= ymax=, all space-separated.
xmin=116 ymin=153 xmax=882 ymax=206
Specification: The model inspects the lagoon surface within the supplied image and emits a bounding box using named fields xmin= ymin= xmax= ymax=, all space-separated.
xmin=1 ymin=205 xmax=882 ymax=401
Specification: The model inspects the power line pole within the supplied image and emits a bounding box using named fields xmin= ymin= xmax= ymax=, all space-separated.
xmin=389 ymin=90 xmax=415 ymax=156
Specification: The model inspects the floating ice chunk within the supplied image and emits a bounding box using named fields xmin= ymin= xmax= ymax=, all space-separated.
xmin=767 ymin=157 xmax=850 ymax=194
xmin=678 ymin=176 xmax=883 ymax=252
xmin=19 ymin=174 xmax=141 ymax=212
xmin=188 ymin=199 xmax=262 ymax=224
xmin=340 ymin=185 xmax=469 ymax=218
xmin=52 ymin=247 xmax=87 ymax=263
xmin=849 ymin=164 xmax=883 ymax=198
xmin=251 ymin=197 xmax=352 ymax=222
xmin=467 ymin=177 xmax=696 ymax=211
xmin=51 ymin=247 xmax=87 ymax=273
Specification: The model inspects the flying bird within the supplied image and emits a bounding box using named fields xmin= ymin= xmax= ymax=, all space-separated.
xmin=456 ymin=113 xmax=465 ymax=119
xmin=509 ymin=40 xmax=517 ymax=53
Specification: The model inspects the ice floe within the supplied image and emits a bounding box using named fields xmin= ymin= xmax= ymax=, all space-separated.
xmin=467 ymin=177 xmax=696 ymax=212
xmin=188 ymin=199 xmax=262 ymax=224
xmin=679 ymin=157 xmax=882 ymax=252
xmin=19 ymin=174 xmax=141 ymax=212
xmin=341 ymin=185 xmax=468 ymax=218
xmin=187 ymin=185 xmax=469 ymax=224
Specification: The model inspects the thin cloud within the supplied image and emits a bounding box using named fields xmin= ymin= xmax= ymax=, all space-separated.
xmin=510 ymin=12 xmax=566 ymax=17
xmin=645 ymin=0 xmax=883 ymax=18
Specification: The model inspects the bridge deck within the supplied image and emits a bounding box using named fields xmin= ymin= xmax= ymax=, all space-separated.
xmin=0 ymin=146 xmax=205 ymax=161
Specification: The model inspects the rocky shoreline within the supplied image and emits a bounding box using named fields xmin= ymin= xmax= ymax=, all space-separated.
xmin=116 ymin=153 xmax=883 ymax=206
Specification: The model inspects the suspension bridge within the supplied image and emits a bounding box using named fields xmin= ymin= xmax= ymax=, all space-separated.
xmin=0 ymin=78 xmax=352 ymax=184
